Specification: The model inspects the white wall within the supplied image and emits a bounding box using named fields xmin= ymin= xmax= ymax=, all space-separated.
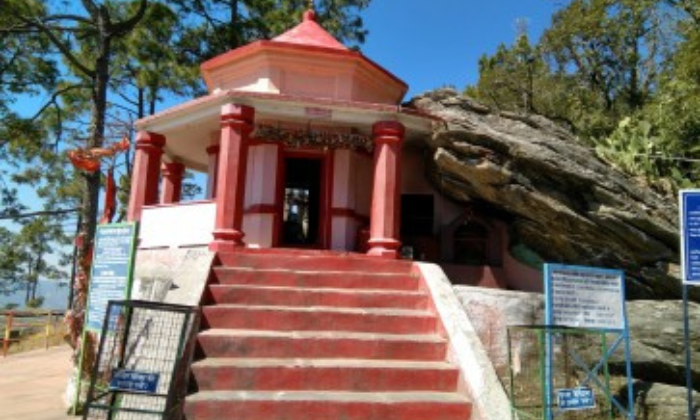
xmin=139 ymin=202 xmax=215 ymax=249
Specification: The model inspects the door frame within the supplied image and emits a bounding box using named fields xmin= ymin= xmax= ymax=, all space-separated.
xmin=275 ymin=148 xmax=334 ymax=249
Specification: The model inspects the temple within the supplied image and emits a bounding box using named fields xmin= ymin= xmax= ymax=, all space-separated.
xmin=122 ymin=9 xmax=529 ymax=420
xmin=129 ymin=9 xmax=539 ymax=290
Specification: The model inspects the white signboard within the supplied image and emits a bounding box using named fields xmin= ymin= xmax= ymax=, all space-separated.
xmin=545 ymin=264 xmax=625 ymax=330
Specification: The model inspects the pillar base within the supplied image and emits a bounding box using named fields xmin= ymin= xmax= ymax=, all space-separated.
xmin=366 ymin=238 xmax=401 ymax=259
xmin=210 ymin=229 xmax=246 ymax=252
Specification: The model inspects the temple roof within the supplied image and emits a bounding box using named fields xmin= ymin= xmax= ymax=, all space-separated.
xmin=272 ymin=9 xmax=348 ymax=51
xmin=199 ymin=9 xmax=407 ymax=105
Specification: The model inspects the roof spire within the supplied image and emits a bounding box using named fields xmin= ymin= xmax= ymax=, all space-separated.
xmin=303 ymin=1 xmax=316 ymax=21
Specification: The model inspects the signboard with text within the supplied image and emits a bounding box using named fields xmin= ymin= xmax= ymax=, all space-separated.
xmin=86 ymin=223 xmax=138 ymax=332
xmin=109 ymin=369 xmax=160 ymax=394
xmin=557 ymin=387 xmax=596 ymax=411
xmin=545 ymin=264 xmax=626 ymax=331
xmin=680 ymin=190 xmax=700 ymax=284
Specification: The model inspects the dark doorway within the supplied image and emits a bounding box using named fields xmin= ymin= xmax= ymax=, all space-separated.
xmin=282 ymin=157 xmax=322 ymax=246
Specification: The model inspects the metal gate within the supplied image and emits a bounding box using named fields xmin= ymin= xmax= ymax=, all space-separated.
xmin=507 ymin=326 xmax=630 ymax=420
xmin=83 ymin=300 xmax=199 ymax=420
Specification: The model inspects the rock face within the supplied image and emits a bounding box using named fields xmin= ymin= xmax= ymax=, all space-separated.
xmin=623 ymin=300 xmax=700 ymax=388
xmin=625 ymin=381 xmax=700 ymax=420
xmin=409 ymin=89 xmax=681 ymax=299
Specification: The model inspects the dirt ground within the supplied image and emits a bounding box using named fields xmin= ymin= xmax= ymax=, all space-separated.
xmin=0 ymin=345 xmax=75 ymax=420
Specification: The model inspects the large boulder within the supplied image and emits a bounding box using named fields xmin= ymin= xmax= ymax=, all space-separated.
xmin=625 ymin=381 xmax=700 ymax=420
xmin=409 ymin=89 xmax=681 ymax=299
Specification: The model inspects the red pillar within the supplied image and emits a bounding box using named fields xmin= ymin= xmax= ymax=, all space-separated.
xmin=367 ymin=121 xmax=404 ymax=258
xmin=127 ymin=131 xmax=165 ymax=222
xmin=206 ymin=144 xmax=220 ymax=199
xmin=209 ymin=104 xmax=254 ymax=252
xmin=160 ymin=162 xmax=185 ymax=204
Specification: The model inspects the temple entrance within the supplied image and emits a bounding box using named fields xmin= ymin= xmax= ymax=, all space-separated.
xmin=281 ymin=156 xmax=323 ymax=247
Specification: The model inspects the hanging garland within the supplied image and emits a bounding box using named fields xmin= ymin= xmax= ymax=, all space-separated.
xmin=252 ymin=124 xmax=373 ymax=153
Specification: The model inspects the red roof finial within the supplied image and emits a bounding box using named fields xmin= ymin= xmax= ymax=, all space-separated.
xmin=304 ymin=0 xmax=316 ymax=21
xmin=304 ymin=9 xmax=316 ymax=21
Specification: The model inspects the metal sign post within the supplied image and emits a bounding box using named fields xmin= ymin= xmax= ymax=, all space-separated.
xmin=543 ymin=264 xmax=634 ymax=420
xmin=678 ymin=189 xmax=700 ymax=420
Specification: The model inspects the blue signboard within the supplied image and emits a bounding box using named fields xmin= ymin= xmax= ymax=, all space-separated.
xmin=109 ymin=369 xmax=160 ymax=394
xmin=680 ymin=190 xmax=700 ymax=284
xmin=557 ymin=387 xmax=595 ymax=411
xmin=86 ymin=223 xmax=138 ymax=332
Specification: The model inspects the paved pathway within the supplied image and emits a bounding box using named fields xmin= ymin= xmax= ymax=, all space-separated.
xmin=0 ymin=345 xmax=75 ymax=420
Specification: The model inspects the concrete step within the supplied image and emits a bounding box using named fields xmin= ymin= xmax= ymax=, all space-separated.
xmin=184 ymin=390 xmax=471 ymax=420
xmin=197 ymin=329 xmax=447 ymax=361
xmin=191 ymin=358 xmax=460 ymax=392
xmin=217 ymin=251 xmax=414 ymax=274
xmin=202 ymin=304 xmax=437 ymax=334
xmin=213 ymin=267 xmax=419 ymax=291
xmin=208 ymin=284 xmax=429 ymax=309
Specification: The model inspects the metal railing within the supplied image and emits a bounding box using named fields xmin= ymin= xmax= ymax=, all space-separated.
xmin=1 ymin=309 xmax=67 ymax=357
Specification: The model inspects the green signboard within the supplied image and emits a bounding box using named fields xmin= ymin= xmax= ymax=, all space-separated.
xmin=85 ymin=223 xmax=138 ymax=332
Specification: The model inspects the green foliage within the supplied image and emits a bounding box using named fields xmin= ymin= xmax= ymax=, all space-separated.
xmin=468 ymin=0 xmax=700 ymax=191
xmin=26 ymin=297 xmax=44 ymax=309
xmin=593 ymin=117 xmax=694 ymax=191
xmin=168 ymin=0 xmax=370 ymax=60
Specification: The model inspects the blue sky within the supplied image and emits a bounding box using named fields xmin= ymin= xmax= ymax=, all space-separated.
xmin=361 ymin=0 xmax=561 ymax=98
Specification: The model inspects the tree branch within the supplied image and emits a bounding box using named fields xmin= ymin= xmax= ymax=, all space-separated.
xmin=0 ymin=208 xmax=80 ymax=221
xmin=110 ymin=0 xmax=148 ymax=36
xmin=31 ymin=84 xmax=90 ymax=121
xmin=107 ymin=100 xmax=138 ymax=117
xmin=112 ymin=88 xmax=140 ymax=107
xmin=43 ymin=14 xmax=95 ymax=25
xmin=19 ymin=16 xmax=95 ymax=77
xmin=80 ymin=0 xmax=100 ymax=21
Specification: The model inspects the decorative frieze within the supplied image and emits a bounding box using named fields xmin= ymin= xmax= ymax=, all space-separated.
xmin=252 ymin=123 xmax=373 ymax=153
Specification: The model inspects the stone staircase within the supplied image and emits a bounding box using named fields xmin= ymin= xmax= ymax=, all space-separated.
xmin=184 ymin=250 xmax=472 ymax=420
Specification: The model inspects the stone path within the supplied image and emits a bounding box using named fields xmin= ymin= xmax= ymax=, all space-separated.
xmin=0 ymin=345 xmax=75 ymax=420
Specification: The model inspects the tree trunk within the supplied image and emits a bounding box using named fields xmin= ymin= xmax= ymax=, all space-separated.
xmin=230 ymin=0 xmax=240 ymax=49
xmin=24 ymin=256 xmax=32 ymax=304
xmin=138 ymin=86 xmax=145 ymax=119
xmin=73 ymin=31 xmax=112 ymax=337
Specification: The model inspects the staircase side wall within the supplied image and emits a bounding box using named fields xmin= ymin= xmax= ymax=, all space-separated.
xmin=415 ymin=262 xmax=512 ymax=420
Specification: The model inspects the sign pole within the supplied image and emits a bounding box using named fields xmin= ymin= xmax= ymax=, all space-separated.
xmin=71 ymin=325 xmax=90 ymax=415
xmin=679 ymin=189 xmax=700 ymax=420
xmin=683 ymin=284 xmax=695 ymax=420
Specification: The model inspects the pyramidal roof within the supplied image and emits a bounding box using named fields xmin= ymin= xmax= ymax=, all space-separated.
xmin=272 ymin=10 xmax=348 ymax=51
xmin=199 ymin=7 xmax=408 ymax=104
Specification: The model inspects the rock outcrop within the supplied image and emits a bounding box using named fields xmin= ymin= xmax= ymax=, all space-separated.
xmin=409 ymin=89 xmax=681 ymax=299
xmin=622 ymin=300 xmax=700 ymax=388
xmin=624 ymin=381 xmax=700 ymax=420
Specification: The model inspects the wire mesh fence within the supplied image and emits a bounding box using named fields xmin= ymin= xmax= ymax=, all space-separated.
xmin=507 ymin=326 xmax=630 ymax=420
xmin=83 ymin=300 xmax=199 ymax=420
